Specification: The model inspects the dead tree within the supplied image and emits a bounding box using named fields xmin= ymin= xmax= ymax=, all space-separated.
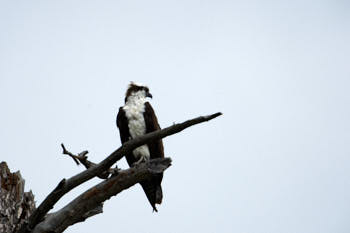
xmin=0 ymin=162 xmax=35 ymax=232
xmin=0 ymin=112 xmax=221 ymax=233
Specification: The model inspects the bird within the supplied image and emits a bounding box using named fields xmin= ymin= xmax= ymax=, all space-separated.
xmin=116 ymin=82 xmax=164 ymax=212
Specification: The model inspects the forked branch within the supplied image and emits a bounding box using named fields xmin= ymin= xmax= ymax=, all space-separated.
xmin=61 ymin=144 xmax=117 ymax=179
xmin=32 ymin=158 xmax=171 ymax=233
xmin=17 ymin=112 xmax=222 ymax=233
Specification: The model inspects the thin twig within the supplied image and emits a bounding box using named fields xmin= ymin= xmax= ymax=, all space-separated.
xmin=61 ymin=144 xmax=118 ymax=179
xmin=61 ymin=144 xmax=81 ymax=165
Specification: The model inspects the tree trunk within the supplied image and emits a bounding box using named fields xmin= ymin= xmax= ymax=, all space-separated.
xmin=0 ymin=162 xmax=35 ymax=233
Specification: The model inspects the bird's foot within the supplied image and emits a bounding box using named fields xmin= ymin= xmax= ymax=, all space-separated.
xmin=110 ymin=165 xmax=121 ymax=177
xmin=133 ymin=156 xmax=147 ymax=166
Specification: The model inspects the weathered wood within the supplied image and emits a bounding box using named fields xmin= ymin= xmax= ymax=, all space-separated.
xmin=17 ymin=112 xmax=222 ymax=233
xmin=0 ymin=162 xmax=35 ymax=233
xmin=32 ymin=158 xmax=171 ymax=233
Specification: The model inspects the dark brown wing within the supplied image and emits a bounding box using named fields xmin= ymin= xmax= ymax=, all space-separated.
xmin=116 ymin=107 xmax=129 ymax=144
xmin=143 ymin=102 xmax=164 ymax=159
xmin=116 ymin=107 xmax=137 ymax=166
xmin=142 ymin=102 xmax=164 ymax=211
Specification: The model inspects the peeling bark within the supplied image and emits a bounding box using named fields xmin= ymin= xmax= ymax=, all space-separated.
xmin=0 ymin=162 xmax=35 ymax=233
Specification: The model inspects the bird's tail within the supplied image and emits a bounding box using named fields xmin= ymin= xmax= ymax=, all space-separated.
xmin=140 ymin=177 xmax=163 ymax=212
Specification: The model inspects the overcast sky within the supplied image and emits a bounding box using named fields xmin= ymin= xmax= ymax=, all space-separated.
xmin=1 ymin=1 xmax=350 ymax=233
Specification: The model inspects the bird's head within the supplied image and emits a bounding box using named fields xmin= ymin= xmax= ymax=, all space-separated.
xmin=125 ymin=82 xmax=152 ymax=103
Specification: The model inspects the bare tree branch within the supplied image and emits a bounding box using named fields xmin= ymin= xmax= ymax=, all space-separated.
xmin=61 ymin=143 xmax=81 ymax=166
xmin=32 ymin=158 xmax=171 ymax=233
xmin=17 ymin=112 xmax=222 ymax=233
xmin=61 ymin=144 xmax=116 ymax=179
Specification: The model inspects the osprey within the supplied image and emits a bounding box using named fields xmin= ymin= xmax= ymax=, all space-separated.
xmin=116 ymin=82 xmax=164 ymax=212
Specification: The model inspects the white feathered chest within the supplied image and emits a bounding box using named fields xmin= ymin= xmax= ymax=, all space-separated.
xmin=123 ymin=95 xmax=150 ymax=160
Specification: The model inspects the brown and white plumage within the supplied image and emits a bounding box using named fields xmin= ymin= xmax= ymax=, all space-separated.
xmin=116 ymin=82 xmax=164 ymax=212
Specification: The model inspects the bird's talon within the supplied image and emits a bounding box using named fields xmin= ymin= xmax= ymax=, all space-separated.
xmin=133 ymin=156 xmax=147 ymax=166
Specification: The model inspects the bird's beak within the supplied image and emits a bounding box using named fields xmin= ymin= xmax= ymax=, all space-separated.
xmin=146 ymin=92 xmax=153 ymax=98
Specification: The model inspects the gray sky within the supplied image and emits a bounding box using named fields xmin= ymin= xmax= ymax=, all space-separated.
xmin=1 ymin=1 xmax=350 ymax=233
